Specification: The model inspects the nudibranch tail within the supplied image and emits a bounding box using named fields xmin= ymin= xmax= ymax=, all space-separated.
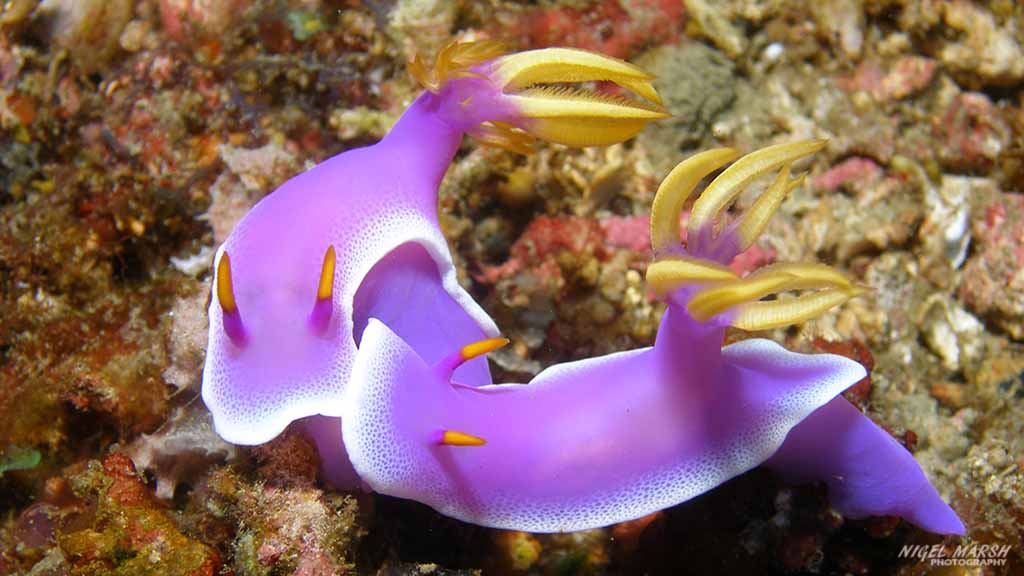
xmin=216 ymin=252 xmax=247 ymax=347
xmin=309 ymin=245 xmax=336 ymax=334
xmin=646 ymin=140 xmax=863 ymax=331
xmin=766 ymin=397 xmax=966 ymax=535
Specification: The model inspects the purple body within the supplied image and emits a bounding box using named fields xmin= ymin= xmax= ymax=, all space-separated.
xmin=343 ymin=286 xmax=962 ymax=535
xmin=203 ymin=80 xmax=515 ymax=449
xmin=203 ymin=45 xmax=964 ymax=535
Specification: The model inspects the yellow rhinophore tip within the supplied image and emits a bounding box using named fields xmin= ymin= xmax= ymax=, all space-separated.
xmin=217 ymin=252 xmax=238 ymax=314
xmin=438 ymin=430 xmax=487 ymax=447
xmin=436 ymin=336 xmax=510 ymax=375
xmin=649 ymin=148 xmax=740 ymax=254
xmin=508 ymin=87 xmax=668 ymax=148
xmin=461 ymin=337 xmax=510 ymax=362
xmin=493 ymin=48 xmax=661 ymax=104
xmin=688 ymin=139 xmax=827 ymax=237
xmin=317 ymin=245 xmax=336 ymax=302
xmin=646 ymin=256 xmax=738 ymax=295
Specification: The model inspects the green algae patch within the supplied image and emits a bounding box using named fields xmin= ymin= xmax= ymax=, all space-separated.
xmin=0 ymin=445 xmax=41 ymax=477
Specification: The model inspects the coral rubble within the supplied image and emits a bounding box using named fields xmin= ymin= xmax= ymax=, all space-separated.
xmin=1 ymin=0 xmax=1023 ymax=574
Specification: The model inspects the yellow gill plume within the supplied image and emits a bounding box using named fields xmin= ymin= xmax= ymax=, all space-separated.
xmin=646 ymin=256 xmax=738 ymax=296
xmin=686 ymin=263 xmax=860 ymax=322
xmin=492 ymin=47 xmax=662 ymax=104
xmin=505 ymin=86 xmax=667 ymax=148
xmin=644 ymin=140 xmax=865 ymax=330
xmin=493 ymin=47 xmax=669 ymax=148
xmin=733 ymin=166 xmax=805 ymax=252
xmin=687 ymin=139 xmax=827 ymax=239
xmin=468 ymin=121 xmax=538 ymax=155
xmin=410 ymin=40 xmax=669 ymax=152
xmin=649 ymin=147 xmax=741 ymax=254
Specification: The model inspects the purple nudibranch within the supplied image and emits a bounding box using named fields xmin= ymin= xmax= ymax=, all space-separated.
xmin=203 ymin=42 xmax=964 ymax=535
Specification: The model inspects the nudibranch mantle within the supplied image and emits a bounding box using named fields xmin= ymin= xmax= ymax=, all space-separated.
xmin=202 ymin=42 xmax=668 ymax=448
xmin=345 ymin=317 xmax=865 ymax=532
xmin=203 ymin=150 xmax=496 ymax=445
xmin=341 ymin=141 xmax=965 ymax=535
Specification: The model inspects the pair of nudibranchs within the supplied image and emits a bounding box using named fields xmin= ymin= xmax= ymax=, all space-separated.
xmin=202 ymin=42 xmax=964 ymax=535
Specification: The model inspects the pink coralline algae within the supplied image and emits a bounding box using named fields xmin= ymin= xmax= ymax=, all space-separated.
xmin=812 ymin=156 xmax=883 ymax=192
xmin=936 ymin=92 xmax=1011 ymax=172
xmin=159 ymin=0 xmax=248 ymax=41
xmin=202 ymin=43 xmax=963 ymax=536
xmin=503 ymin=0 xmax=685 ymax=59
xmin=838 ymin=57 xmax=938 ymax=102
xmin=960 ymin=192 xmax=1024 ymax=339
xmin=477 ymin=213 xmax=775 ymax=286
